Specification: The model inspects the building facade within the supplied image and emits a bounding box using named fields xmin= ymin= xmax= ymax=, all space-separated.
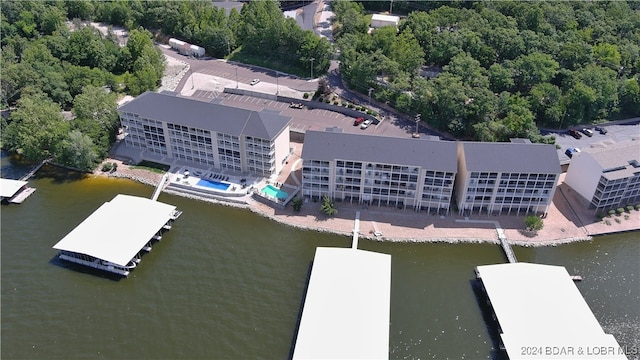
xmin=118 ymin=92 xmax=291 ymax=177
xmin=456 ymin=141 xmax=561 ymax=216
xmin=301 ymin=131 xmax=457 ymax=213
xmin=564 ymin=139 xmax=640 ymax=210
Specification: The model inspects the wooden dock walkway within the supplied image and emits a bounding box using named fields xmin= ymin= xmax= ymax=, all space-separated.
xmin=20 ymin=158 xmax=49 ymax=181
xmin=151 ymin=173 xmax=169 ymax=201
xmin=352 ymin=211 xmax=360 ymax=249
xmin=496 ymin=226 xmax=517 ymax=263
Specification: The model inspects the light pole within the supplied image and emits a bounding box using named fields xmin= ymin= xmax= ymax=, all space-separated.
xmin=368 ymin=87 xmax=374 ymax=106
xmin=414 ymin=114 xmax=421 ymax=137
xmin=235 ymin=68 xmax=238 ymax=89
xmin=309 ymin=57 xmax=315 ymax=79
xmin=276 ymin=71 xmax=279 ymax=97
xmin=226 ymin=37 xmax=231 ymax=56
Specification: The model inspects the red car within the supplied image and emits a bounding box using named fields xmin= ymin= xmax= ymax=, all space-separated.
xmin=353 ymin=117 xmax=365 ymax=126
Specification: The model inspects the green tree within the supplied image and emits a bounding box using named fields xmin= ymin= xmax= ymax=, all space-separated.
xmin=320 ymin=195 xmax=338 ymax=216
xmin=513 ymin=53 xmax=559 ymax=90
xmin=2 ymin=91 xmax=69 ymax=161
xmin=524 ymin=215 xmax=544 ymax=232
xmin=56 ymin=130 xmax=99 ymax=171
xmin=528 ymin=83 xmax=563 ymax=127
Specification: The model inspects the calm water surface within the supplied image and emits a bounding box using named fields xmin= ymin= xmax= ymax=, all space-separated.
xmin=2 ymin=156 xmax=638 ymax=359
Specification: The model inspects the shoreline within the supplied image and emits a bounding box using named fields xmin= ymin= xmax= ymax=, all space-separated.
xmin=93 ymin=160 xmax=640 ymax=248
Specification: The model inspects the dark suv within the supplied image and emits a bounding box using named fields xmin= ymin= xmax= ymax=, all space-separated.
xmin=568 ymin=129 xmax=582 ymax=139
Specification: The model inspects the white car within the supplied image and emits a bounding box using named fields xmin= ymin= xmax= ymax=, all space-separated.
xmin=360 ymin=120 xmax=372 ymax=129
xmin=250 ymin=79 xmax=260 ymax=86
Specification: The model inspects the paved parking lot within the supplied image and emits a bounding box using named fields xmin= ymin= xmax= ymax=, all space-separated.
xmin=548 ymin=122 xmax=640 ymax=164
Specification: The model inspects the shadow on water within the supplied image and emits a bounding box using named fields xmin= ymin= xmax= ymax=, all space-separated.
xmin=470 ymin=279 xmax=509 ymax=360
xmin=48 ymin=255 xmax=124 ymax=282
xmin=288 ymin=261 xmax=314 ymax=360
xmin=35 ymin=164 xmax=89 ymax=184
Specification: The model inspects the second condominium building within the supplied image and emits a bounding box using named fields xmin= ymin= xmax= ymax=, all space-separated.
xmin=456 ymin=140 xmax=561 ymax=216
xmin=118 ymin=92 xmax=291 ymax=177
xmin=301 ymin=130 xmax=458 ymax=213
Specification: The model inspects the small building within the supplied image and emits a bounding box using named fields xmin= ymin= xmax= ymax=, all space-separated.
xmin=0 ymin=178 xmax=36 ymax=204
xmin=118 ymin=92 xmax=291 ymax=177
xmin=456 ymin=140 xmax=561 ymax=216
xmin=476 ymin=263 xmax=626 ymax=360
xmin=370 ymin=14 xmax=400 ymax=29
xmin=293 ymin=247 xmax=391 ymax=360
xmin=301 ymin=130 xmax=457 ymax=213
xmin=564 ymin=139 xmax=640 ymax=210
xmin=52 ymin=194 xmax=181 ymax=276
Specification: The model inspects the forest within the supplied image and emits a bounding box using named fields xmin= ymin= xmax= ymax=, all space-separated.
xmin=334 ymin=0 xmax=640 ymax=141
xmin=2 ymin=0 xmax=639 ymax=169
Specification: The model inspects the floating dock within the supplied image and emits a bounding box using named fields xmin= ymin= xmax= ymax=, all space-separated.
xmin=292 ymin=247 xmax=391 ymax=360
xmin=53 ymin=194 xmax=181 ymax=276
xmin=475 ymin=263 xmax=626 ymax=359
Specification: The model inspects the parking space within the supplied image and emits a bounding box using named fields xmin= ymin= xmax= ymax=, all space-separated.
xmin=550 ymin=123 xmax=640 ymax=164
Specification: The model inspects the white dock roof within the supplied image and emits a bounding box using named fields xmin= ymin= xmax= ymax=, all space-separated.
xmin=53 ymin=194 xmax=176 ymax=266
xmin=0 ymin=178 xmax=27 ymax=197
xmin=293 ymin=247 xmax=391 ymax=360
xmin=476 ymin=263 xmax=626 ymax=360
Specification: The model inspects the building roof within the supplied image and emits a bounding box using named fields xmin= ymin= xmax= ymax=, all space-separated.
xmin=301 ymin=131 xmax=458 ymax=172
xmin=461 ymin=142 xmax=561 ymax=174
xmin=0 ymin=178 xmax=27 ymax=197
xmin=53 ymin=194 xmax=176 ymax=266
xmin=293 ymin=247 xmax=391 ymax=360
xmin=118 ymin=92 xmax=290 ymax=140
xmin=371 ymin=14 xmax=400 ymax=24
xmin=580 ymin=140 xmax=640 ymax=181
xmin=476 ymin=263 xmax=625 ymax=360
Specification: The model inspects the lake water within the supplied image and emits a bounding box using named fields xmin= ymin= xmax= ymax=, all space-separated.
xmin=1 ymin=154 xmax=638 ymax=359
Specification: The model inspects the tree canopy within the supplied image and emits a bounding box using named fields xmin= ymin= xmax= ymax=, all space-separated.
xmin=334 ymin=0 xmax=640 ymax=142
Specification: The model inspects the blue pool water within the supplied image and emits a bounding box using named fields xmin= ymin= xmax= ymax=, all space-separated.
xmin=197 ymin=179 xmax=230 ymax=191
xmin=261 ymin=184 xmax=288 ymax=199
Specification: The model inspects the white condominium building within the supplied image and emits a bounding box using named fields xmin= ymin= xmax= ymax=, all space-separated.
xmin=456 ymin=140 xmax=561 ymax=216
xmin=301 ymin=130 xmax=457 ymax=213
xmin=564 ymin=139 xmax=640 ymax=210
xmin=118 ymin=92 xmax=291 ymax=177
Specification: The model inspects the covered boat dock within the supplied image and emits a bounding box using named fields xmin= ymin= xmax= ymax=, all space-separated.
xmin=0 ymin=178 xmax=36 ymax=203
xmin=292 ymin=247 xmax=391 ymax=360
xmin=53 ymin=194 xmax=181 ymax=276
xmin=475 ymin=262 xmax=626 ymax=359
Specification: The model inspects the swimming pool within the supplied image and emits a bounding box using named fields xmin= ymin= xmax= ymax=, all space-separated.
xmin=196 ymin=179 xmax=230 ymax=191
xmin=261 ymin=184 xmax=288 ymax=199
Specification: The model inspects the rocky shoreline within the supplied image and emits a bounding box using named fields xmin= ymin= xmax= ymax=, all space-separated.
xmin=99 ymin=161 xmax=636 ymax=248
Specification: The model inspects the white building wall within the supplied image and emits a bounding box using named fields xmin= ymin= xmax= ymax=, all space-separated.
xmin=564 ymin=153 xmax=602 ymax=203
xmin=273 ymin=126 xmax=291 ymax=176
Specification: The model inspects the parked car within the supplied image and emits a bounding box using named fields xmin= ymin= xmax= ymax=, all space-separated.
xmin=289 ymin=102 xmax=303 ymax=109
xmin=565 ymin=148 xmax=581 ymax=158
xmin=353 ymin=117 xmax=365 ymax=126
xmin=595 ymin=126 xmax=608 ymax=135
xmin=568 ymin=129 xmax=582 ymax=139
xmin=580 ymin=128 xmax=594 ymax=137
xmin=360 ymin=119 xmax=372 ymax=129
xmin=250 ymin=79 xmax=260 ymax=85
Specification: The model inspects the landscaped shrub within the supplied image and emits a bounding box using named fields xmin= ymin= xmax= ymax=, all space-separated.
xmin=325 ymin=98 xmax=331 ymax=103
xmin=333 ymin=101 xmax=339 ymax=105
xmin=626 ymin=205 xmax=634 ymax=212
xmin=617 ymin=207 xmax=625 ymax=215
xmin=596 ymin=212 xmax=605 ymax=220
xmin=292 ymin=197 xmax=303 ymax=212
xmin=636 ymin=204 xmax=640 ymax=210
xmin=605 ymin=220 xmax=611 ymax=226
xmin=303 ymin=93 xmax=309 ymax=99
xmin=624 ymin=215 xmax=629 ymax=220
xmin=101 ymin=162 xmax=114 ymax=172
xmin=318 ymin=97 xmax=324 ymax=102
xmin=348 ymin=104 xmax=354 ymax=108
xmin=615 ymin=218 xmax=621 ymax=223
xmin=524 ymin=215 xmax=544 ymax=232
xmin=332 ymin=95 xmax=337 ymax=101
xmin=608 ymin=209 xmax=616 ymax=216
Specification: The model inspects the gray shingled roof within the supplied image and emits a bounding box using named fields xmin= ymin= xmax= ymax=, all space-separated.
xmin=118 ymin=92 xmax=290 ymax=140
xmin=461 ymin=142 xmax=561 ymax=174
xmin=582 ymin=140 xmax=640 ymax=180
xmin=301 ymin=131 xmax=457 ymax=172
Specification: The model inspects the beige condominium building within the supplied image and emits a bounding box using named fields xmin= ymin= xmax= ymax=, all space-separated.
xmin=456 ymin=140 xmax=561 ymax=216
xmin=118 ymin=92 xmax=291 ymax=177
xmin=301 ymin=130 xmax=457 ymax=213
xmin=564 ymin=139 xmax=640 ymax=210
